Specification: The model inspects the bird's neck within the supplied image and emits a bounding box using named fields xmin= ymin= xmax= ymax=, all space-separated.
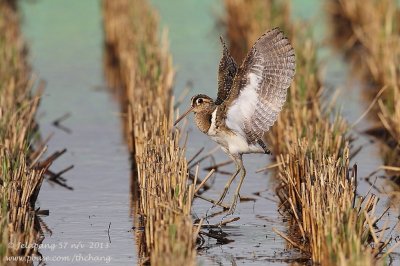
xmin=194 ymin=107 xmax=216 ymax=134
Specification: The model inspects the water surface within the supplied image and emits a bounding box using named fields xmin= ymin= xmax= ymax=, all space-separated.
xmin=22 ymin=1 xmax=135 ymax=264
xmin=19 ymin=0 xmax=399 ymax=265
xmin=152 ymin=0 xmax=399 ymax=264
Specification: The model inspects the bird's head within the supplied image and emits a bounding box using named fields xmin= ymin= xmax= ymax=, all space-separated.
xmin=190 ymin=94 xmax=214 ymax=112
xmin=174 ymin=94 xmax=214 ymax=126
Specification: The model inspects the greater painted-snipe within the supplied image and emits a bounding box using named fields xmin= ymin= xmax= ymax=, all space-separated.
xmin=175 ymin=28 xmax=296 ymax=214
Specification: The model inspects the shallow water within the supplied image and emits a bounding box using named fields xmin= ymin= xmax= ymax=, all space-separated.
xmin=19 ymin=0 xmax=399 ymax=265
xmin=21 ymin=1 xmax=135 ymax=265
xmin=150 ymin=1 xmax=301 ymax=264
xmin=153 ymin=0 xmax=400 ymax=264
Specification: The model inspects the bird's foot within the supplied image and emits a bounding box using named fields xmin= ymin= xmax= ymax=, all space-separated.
xmin=206 ymin=189 xmax=230 ymax=223
xmin=218 ymin=196 xmax=239 ymax=227
xmin=205 ymin=204 xmax=217 ymax=224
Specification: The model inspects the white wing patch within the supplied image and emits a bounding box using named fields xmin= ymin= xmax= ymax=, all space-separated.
xmin=220 ymin=28 xmax=295 ymax=145
xmin=226 ymin=72 xmax=261 ymax=137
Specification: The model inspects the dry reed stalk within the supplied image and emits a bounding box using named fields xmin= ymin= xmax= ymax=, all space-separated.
xmin=224 ymin=0 xmax=394 ymax=264
xmin=0 ymin=0 xmax=54 ymax=264
xmin=327 ymin=0 xmax=400 ymax=171
xmin=102 ymin=0 xmax=196 ymax=264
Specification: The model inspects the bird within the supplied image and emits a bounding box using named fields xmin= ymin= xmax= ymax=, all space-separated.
xmin=174 ymin=27 xmax=296 ymax=214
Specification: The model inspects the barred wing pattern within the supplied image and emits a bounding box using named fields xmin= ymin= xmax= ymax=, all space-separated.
xmin=216 ymin=37 xmax=238 ymax=105
xmin=220 ymin=28 xmax=295 ymax=144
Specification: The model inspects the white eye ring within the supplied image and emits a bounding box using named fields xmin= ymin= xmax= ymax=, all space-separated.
xmin=196 ymin=98 xmax=203 ymax=104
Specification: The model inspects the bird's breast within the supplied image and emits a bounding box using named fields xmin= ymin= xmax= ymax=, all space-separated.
xmin=194 ymin=111 xmax=212 ymax=134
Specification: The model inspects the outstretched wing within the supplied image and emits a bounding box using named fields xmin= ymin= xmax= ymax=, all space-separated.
xmin=216 ymin=28 xmax=295 ymax=144
xmin=216 ymin=36 xmax=238 ymax=105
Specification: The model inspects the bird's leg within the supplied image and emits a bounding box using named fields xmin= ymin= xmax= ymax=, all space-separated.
xmin=227 ymin=157 xmax=246 ymax=215
xmin=218 ymin=156 xmax=245 ymax=226
xmin=216 ymin=155 xmax=241 ymax=205
xmin=207 ymin=156 xmax=240 ymax=222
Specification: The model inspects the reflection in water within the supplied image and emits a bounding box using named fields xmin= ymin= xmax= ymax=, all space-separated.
xmin=21 ymin=1 xmax=136 ymax=264
xmin=153 ymin=0 xmax=400 ymax=265
xmin=150 ymin=0 xmax=302 ymax=265
xmin=102 ymin=0 xmax=198 ymax=264
xmin=130 ymin=174 xmax=148 ymax=264
xmin=102 ymin=2 xmax=150 ymax=263
xmin=18 ymin=0 xmax=400 ymax=264
xmin=326 ymin=0 xmax=400 ymax=223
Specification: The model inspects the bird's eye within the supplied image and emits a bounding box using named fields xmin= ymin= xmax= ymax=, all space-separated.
xmin=196 ymin=98 xmax=203 ymax=104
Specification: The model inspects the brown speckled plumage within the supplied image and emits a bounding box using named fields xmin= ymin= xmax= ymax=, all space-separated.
xmin=194 ymin=111 xmax=212 ymax=134
xmin=174 ymin=28 xmax=295 ymax=214
xmin=215 ymin=27 xmax=296 ymax=144
xmin=216 ymin=37 xmax=238 ymax=105
xmin=190 ymin=95 xmax=215 ymax=134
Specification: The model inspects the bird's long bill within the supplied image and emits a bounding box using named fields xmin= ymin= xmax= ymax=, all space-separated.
xmin=174 ymin=106 xmax=194 ymax=126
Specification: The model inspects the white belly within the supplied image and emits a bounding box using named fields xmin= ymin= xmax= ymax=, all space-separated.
xmin=209 ymin=131 xmax=264 ymax=155
xmin=207 ymin=109 xmax=264 ymax=155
